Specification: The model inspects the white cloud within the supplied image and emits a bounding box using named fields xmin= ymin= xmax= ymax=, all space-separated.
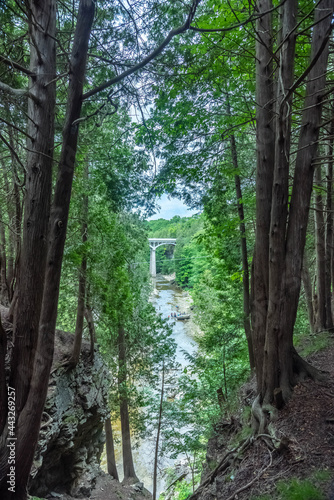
xmin=148 ymin=193 xmax=198 ymax=220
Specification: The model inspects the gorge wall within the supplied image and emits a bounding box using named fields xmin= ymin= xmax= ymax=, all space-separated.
xmin=29 ymin=330 xmax=111 ymax=498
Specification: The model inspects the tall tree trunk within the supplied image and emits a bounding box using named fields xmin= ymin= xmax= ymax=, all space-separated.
xmin=153 ymin=361 xmax=165 ymax=500
xmin=263 ymin=0 xmax=297 ymax=403
xmin=8 ymin=0 xmax=57 ymax=414
xmin=252 ymin=0 xmax=333 ymax=410
xmin=282 ymin=0 xmax=333 ymax=372
xmin=0 ymin=0 xmax=57 ymax=495
xmin=118 ymin=325 xmax=138 ymax=484
xmin=68 ymin=163 xmax=88 ymax=367
xmin=8 ymin=164 xmax=22 ymax=320
xmin=252 ymin=0 xmax=275 ymax=392
xmin=0 ymin=2 xmax=95 ymax=498
xmin=229 ymin=131 xmax=255 ymax=371
xmin=85 ymin=303 xmax=96 ymax=361
xmin=105 ymin=417 xmax=119 ymax=481
xmin=0 ymin=216 xmax=8 ymax=305
xmin=271 ymin=0 xmax=332 ymax=402
xmin=5 ymin=114 xmax=22 ymax=302
xmin=2 ymin=164 xmax=14 ymax=301
xmin=0 ymin=316 xmax=6 ymax=435
xmin=314 ymin=165 xmax=326 ymax=331
xmin=325 ymin=102 xmax=334 ymax=331
xmin=301 ymin=252 xmax=315 ymax=333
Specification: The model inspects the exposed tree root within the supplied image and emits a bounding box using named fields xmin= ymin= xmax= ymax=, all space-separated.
xmin=251 ymin=395 xmax=278 ymax=435
xmin=190 ymin=351 xmax=327 ymax=500
xmin=292 ymin=348 xmax=326 ymax=382
xmin=188 ymin=431 xmax=281 ymax=500
xmin=252 ymin=351 xmax=326 ymax=435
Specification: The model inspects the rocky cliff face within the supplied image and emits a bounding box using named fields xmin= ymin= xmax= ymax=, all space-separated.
xmin=29 ymin=330 xmax=111 ymax=498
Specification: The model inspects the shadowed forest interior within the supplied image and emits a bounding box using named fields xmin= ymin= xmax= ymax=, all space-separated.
xmin=0 ymin=1 xmax=334 ymax=499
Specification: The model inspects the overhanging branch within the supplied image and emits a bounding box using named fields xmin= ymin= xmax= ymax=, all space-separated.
xmin=0 ymin=81 xmax=39 ymax=104
xmin=0 ymin=55 xmax=34 ymax=77
xmin=0 ymin=116 xmax=34 ymax=141
xmin=282 ymin=20 xmax=333 ymax=106
xmin=0 ymin=132 xmax=27 ymax=174
xmin=82 ymin=0 xmax=201 ymax=100
xmin=0 ymin=81 xmax=29 ymax=98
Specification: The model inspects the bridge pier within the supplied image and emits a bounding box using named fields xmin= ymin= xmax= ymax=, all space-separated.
xmin=148 ymin=238 xmax=177 ymax=277
xmin=150 ymin=246 xmax=157 ymax=277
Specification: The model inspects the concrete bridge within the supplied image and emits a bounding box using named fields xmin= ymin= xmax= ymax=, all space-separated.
xmin=148 ymin=238 xmax=176 ymax=277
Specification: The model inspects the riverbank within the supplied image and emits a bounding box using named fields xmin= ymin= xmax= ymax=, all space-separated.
xmin=162 ymin=274 xmax=201 ymax=340
xmin=162 ymin=273 xmax=192 ymax=315
xmin=162 ymin=273 xmax=176 ymax=282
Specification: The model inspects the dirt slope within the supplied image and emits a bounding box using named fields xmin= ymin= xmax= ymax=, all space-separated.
xmin=191 ymin=344 xmax=334 ymax=500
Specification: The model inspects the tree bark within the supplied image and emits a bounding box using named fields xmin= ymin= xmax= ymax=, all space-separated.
xmin=325 ymin=102 xmax=334 ymax=331
xmin=85 ymin=303 xmax=96 ymax=361
xmin=229 ymin=130 xmax=255 ymax=371
xmin=105 ymin=417 xmax=119 ymax=481
xmin=314 ymin=165 xmax=326 ymax=331
xmin=252 ymin=0 xmax=333 ymax=406
xmin=4 ymin=117 xmax=21 ymax=302
xmin=271 ymin=0 xmax=333 ymax=401
xmin=0 ymin=0 xmax=57 ymax=494
xmin=5 ymin=112 xmax=22 ymax=303
xmin=282 ymin=0 xmax=333 ymax=371
xmin=153 ymin=361 xmax=165 ymax=500
xmin=0 ymin=2 xmax=95 ymax=498
xmin=301 ymin=252 xmax=315 ymax=333
xmin=252 ymin=0 xmax=275 ymax=392
xmin=0 ymin=316 xmax=6 ymax=435
xmin=68 ymin=163 xmax=88 ymax=367
xmin=262 ymin=0 xmax=297 ymax=403
xmin=2 ymin=164 xmax=14 ymax=302
xmin=7 ymin=0 xmax=57 ymax=415
xmin=118 ymin=325 xmax=138 ymax=484
xmin=0 ymin=215 xmax=8 ymax=305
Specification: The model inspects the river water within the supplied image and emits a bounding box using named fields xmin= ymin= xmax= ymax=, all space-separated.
xmin=109 ymin=275 xmax=197 ymax=495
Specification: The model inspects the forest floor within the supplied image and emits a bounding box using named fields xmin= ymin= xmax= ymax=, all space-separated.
xmin=40 ymin=474 xmax=152 ymax=500
xmin=194 ymin=339 xmax=334 ymax=500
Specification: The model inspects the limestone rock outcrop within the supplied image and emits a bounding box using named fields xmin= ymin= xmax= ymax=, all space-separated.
xmin=29 ymin=330 xmax=111 ymax=498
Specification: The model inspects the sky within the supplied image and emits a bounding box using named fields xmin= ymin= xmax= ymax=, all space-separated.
xmin=148 ymin=193 xmax=199 ymax=220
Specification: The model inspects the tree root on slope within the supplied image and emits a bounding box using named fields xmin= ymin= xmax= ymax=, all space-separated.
xmin=251 ymin=394 xmax=278 ymax=435
xmin=292 ymin=348 xmax=327 ymax=383
xmin=188 ymin=432 xmax=280 ymax=500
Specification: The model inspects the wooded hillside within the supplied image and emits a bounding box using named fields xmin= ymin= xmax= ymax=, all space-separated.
xmin=0 ymin=0 xmax=333 ymax=499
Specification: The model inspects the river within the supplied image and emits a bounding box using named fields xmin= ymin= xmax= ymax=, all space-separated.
xmin=105 ymin=275 xmax=198 ymax=495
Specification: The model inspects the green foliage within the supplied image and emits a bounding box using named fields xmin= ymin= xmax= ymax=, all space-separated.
xmin=295 ymin=331 xmax=330 ymax=358
xmin=3 ymin=1 xmax=332 ymax=497
xmin=251 ymin=472 xmax=331 ymax=500
xmin=146 ymin=213 xmax=251 ymax=484
xmin=276 ymin=478 xmax=325 ymax=500
xmin=170 ymin=475 xmax=199 ymax=500
xmin=159 ymin=466 xmax=202 ymax=500
xmin=313 ymin=470 xmax=332 ymax=482
xmin=147 ymin=214 xmax=211 ymax=287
